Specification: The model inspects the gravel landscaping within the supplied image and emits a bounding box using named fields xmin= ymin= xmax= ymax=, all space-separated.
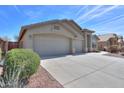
xmin=27 ymin=66 xmax=63 ymax=88
xmin=0 ymin=65 xmax=63 ymax=88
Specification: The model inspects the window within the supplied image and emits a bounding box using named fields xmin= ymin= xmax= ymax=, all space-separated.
xmin=54 ymin=25 xmax=60 ymax=30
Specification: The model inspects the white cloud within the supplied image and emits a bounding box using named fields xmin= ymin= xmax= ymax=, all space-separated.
xmin=76 ymin=5 xmax=119 ymax=24
xmin=91 ymin=17 xmax=124 ymax=35
xmin=97 ymin=16 xmax=124 ymax=28
xmin=13 ymin=6 xmax=43 ymax=19
xmin=91 ymin=5 xmax=119 ymax=18
xmin=90 ymin=14 xmax=124 ymax=28
xmin=13 ymin=5 xmax=22 ymax=14
xmin=76 ymin=5 xmax=103 ymax=21
xmin=76 ymin=5 xmax=88 ymax=16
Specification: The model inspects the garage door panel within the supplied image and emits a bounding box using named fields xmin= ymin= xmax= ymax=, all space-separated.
xmin=75 ymin=40 xmax=83 ymax=53
xmin=33 ymin=35 xmax=70 ymax=57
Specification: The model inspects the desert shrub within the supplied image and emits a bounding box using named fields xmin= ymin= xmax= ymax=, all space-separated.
xmin=0 ymin=50 xmax=6 ymax=61
xmin=95 ymin=49 xmax=100 ymax=52
xmin=92 ymin=49 xmax=100 ymax=52
xmin=121 ymin=46 xmax=124 ymax=52
xmin=109 ymin=45 xmax=119 ymax=53
xmin=2 ymin=51 xmax=6 ymax=58
xmin=0 ymin=64 xmax=26 ymax=88
xmin=4 ymin=49 xmax=40 ymax=79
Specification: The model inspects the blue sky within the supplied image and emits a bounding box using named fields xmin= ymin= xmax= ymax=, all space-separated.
xmin=0 ymin=5 xmax=124 ymax=41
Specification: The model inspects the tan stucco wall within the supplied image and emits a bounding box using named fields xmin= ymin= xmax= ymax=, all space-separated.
xmin=20 ymin=22 xmax=85 ymax=54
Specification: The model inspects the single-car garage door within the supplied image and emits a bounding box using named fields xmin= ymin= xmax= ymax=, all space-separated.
xmin=33 ymin=34 xmax=70 ymax=57
xmin=74 ymin=40 xmax=83 ymax=53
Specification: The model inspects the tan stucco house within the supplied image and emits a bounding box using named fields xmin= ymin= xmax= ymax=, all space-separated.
xmin=92 ymin=35 xmax=100 ymax=51
xmin=0 ymin=38 xmax=18 ymax=54
xmin=18 ymin=19 xmax=94 ymax=57
xmin=98 ymin=33 xmax=123 ymax=51
xmin=118 ymin=35 xmax=124 ymax=50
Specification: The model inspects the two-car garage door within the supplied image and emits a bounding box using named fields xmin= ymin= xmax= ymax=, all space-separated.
xmin=33 ymin=34 xmax=70 ymax=57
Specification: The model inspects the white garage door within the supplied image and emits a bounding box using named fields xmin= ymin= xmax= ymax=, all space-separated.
xmin=33 ymin=34 xmax=70 ymax=57
xmin=75 ymin=40 xmax=83 ymax=53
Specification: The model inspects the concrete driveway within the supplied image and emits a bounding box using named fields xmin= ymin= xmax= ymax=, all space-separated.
xmin=40 ymin=52 xmax=124 ymax=88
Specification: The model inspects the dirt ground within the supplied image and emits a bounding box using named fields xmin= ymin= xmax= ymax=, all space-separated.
xmin=27 ymin=66 xmax=63 ymax=88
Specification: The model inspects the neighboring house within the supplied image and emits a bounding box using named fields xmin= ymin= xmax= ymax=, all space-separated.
xmin=98 ymin=33 xmax=119 ymax=51
xmin=118 ymin=35 xmax=124 ymax=50
xmin=0 ymin=38 xmax=18 ymax=53
xmin=18 ymin=19 xmax=95 ymax=57
xmin=92 ymin=35 xmax=100 ymax=51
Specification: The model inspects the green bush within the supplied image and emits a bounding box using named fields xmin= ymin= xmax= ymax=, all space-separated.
xmin=92 ymin=49 xmax=100 ymax=53
xmin=4 ymin=49 xmax=40 ymax=79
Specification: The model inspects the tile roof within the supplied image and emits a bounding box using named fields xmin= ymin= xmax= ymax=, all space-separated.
xmin=98 ymin=33 xmax=117 ymax=42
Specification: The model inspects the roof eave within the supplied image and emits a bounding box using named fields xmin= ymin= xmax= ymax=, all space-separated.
xmin=82 ymin=29 xmax=95 ymax=33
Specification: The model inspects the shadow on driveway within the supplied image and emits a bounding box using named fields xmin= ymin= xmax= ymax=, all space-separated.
xmin=41 ymin=53 xmax=87 ymax=60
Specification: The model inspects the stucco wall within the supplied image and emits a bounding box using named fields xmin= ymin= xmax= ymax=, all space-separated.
xmin=20 ymin=22 xmax=85 ymax=53
xmin=92 ymin=36 xmax=99 ymax=51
